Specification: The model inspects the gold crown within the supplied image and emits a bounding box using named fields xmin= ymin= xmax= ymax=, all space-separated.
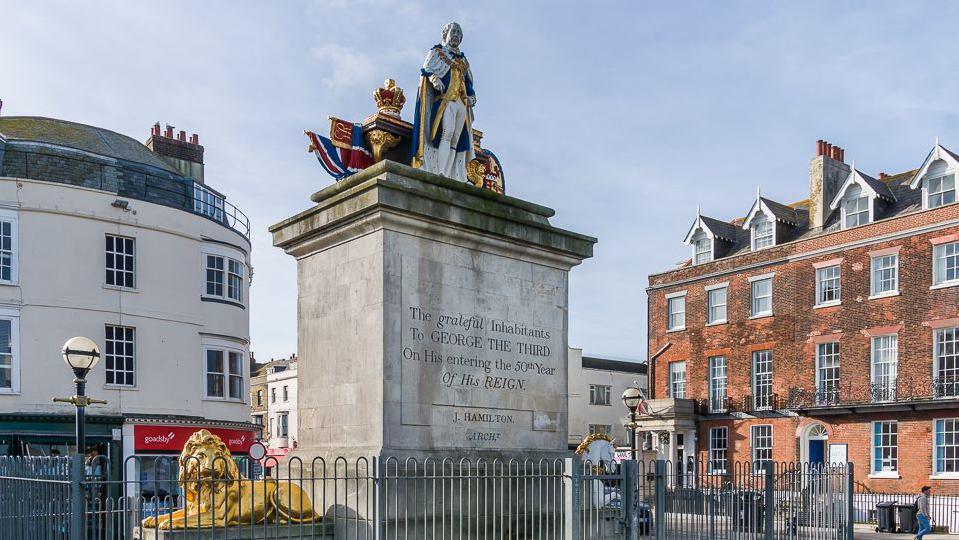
xmin=373 ymin=79 xmax=405 ymax=116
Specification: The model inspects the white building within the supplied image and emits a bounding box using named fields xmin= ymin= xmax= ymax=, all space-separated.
xmin=567 ymin=347 xmax=648 ymax=449
xmin=265 ymin=360 xmax=298 ymax=456
xmin=0 ymin=117 xmax=256 ymax=487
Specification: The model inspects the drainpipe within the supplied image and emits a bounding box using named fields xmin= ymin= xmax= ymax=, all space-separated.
xmin=647 ymin=342 xmax=672 ymax=400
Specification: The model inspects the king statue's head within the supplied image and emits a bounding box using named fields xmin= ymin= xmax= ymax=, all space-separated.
xmin=442 ymin=22 xmax=463 ymax=50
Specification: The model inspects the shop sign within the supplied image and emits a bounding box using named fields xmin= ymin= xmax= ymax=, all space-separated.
xmin=133 ymin=425 xmax=256 ymax=453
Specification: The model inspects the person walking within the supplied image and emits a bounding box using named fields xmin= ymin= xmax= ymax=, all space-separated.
xmin=915 ymin=485 xmax=933 ymax=539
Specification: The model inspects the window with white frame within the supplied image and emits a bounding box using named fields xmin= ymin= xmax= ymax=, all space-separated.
xmin=842 ymin=185 xmax=870 ymax=228
xmin=228 ymin=259 xmax=244 ymax=302
xmin=0 ymin=313 xmax=19 ymax=393
xmin=870 ymin=334 xmax=898 ymax=402
xmin=816 ymin=342 xmax=840 ymax=405
xmin=872 ymin=421 xmax=898 ymax=474
xmin=870 ymin=254 xmax=899 ymax=296
xmin=935 ymin=418 xmax=959 ymax=475
xmin=935 ymin=327 xmax=959 ymax=398
xmin=750 ymin=277 xmax=773 ymax=317
xmin=194 ymin=184 xmax=225 ymax=222
xmin=928 ymin=174 xmax=956 ymax=209
xmin=693 ymin=236 xmax=712 ymax=265
xmin=277 ymin=413 xmax=289 ymax=437
xmin=709 ymin=356 xmax=727 ymax=413
xmin=751 ymin=425 xmax=773 ymax=472
xmin=271 ymin=387 xmax=277 ymax=403
xmin=752 ymin=217 xmax=774 ymax=250
xmin=816 ymin=265 xmax=841 ymax=306
xmin=205 ymin=348 xmax=244 ymax=400
xmin=104 ymin=325 xmax=135 ymax=386
xmin=934 ymin=241 xmax=959 ymax=286
xmin=0 ymin=211 xmax=18 ymax=283
xmin=105 ymin=235 xmax=135 ymax=288
xmin=589 ymin=384 xmax=611 ymax=406
xmin=707 ymin=286 xmax=727 ymax=324
xmin=752 ymin=350 xmax=773 ymax=411
xmin=709 ymin=427 xmax=728 ymax=474
xmin=283 ymin=385 xmax=289 ymax=402
xmin=256 ymin=390 xmax=263 ymax=406
xmin=206 ymin=255 xmax=224 ymax=297
xmin=669 ymin=362 xmax=686 ymax=398
xmin=667 ymin=294 xmax=686 ymax=331
xmin=205 ymin=255 xmax=245 ymax=303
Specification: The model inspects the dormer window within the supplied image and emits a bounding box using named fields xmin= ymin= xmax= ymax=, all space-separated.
xmin=742 ymin=192 xmax=798 ymax=251
xmin=842 ymin=185 xmax=870 ymax=228
xmin=694 ymin=235 xmax=712 ymax=265
xmin=830 ymin=167 xmax=895 ymax=230
xmin=684 ymin=212 xmax=735 ymax=265
xmin=928 ymin=173 xmax=956 ymax=208
xmin=751 ymin=217 xmax=773 ymax=250
xmin=909 ymin=143 xmax=959 ymax=209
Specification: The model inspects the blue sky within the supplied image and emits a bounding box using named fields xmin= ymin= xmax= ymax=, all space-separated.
xmin=4 ymin=1 xmax=959 ymax=362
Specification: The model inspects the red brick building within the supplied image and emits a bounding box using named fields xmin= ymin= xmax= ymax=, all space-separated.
xmin=647 ymin=140 xmax=959 ymax=492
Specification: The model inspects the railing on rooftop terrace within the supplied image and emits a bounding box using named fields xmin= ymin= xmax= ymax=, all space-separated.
xmin=1 ymin=145 xmax=250 ymax=239
xmin=192 ymin=183 xmax=251 ymax=239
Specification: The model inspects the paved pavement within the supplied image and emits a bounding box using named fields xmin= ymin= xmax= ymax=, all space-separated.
xmin=854 ymin=523 xmax=953 ymax=538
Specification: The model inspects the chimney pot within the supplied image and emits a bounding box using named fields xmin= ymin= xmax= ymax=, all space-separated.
xmin=164 ymin=125 xmax=174 ymax=138
xmin=817 ymin=140 xmax=824 ymax=156
xmin=839 ymin=147 xmax=845 ymax=162
xmin=189 ymin=133 xmax=199 ymax=145
xmin=832 ymin=146 xmax=839 ymax=160
xmin=825 ymin=143 xmax=833 ymax=159
xmin=879 ymin=172 xmax=889 ymax=179
xmin=177 ymin=130 xmax=186 ymax=142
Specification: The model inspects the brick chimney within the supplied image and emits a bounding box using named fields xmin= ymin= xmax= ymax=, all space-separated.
xmin=145 ymin=122 xmax=205 ymax=184
xmin=809 ymin=139 xmax=850 ymax=230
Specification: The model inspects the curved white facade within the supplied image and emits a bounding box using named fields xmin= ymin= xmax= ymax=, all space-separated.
xmin=0 ymin=176 xmax=251 ymax=418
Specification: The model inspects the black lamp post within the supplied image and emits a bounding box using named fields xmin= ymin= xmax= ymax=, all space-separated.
xmin=53 ymin=337 xmax=106 ymax=456
xmin=622 ymin=386 xmax=643 ymax=461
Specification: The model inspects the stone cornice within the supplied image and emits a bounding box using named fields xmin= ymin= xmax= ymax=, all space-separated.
xmin=270 ymin=161 xmax=596 ymax=265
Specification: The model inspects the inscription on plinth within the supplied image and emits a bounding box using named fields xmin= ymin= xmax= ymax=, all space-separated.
xmin=396 ymin=249 xmax=566 ymax=451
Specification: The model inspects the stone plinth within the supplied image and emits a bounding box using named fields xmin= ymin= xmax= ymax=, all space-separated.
xmin=270 ymin=160 xmax=595 ymax=463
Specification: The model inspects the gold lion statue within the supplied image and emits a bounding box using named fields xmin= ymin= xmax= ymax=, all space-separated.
xmin=141 ymin=429 xmax=319 ymax=529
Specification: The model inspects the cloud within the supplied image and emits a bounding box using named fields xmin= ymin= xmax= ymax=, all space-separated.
xmin=310 ymin=44 xmax=377 ymax=91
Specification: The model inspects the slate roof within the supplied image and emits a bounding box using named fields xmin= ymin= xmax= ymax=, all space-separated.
xmin=858 ymin=171 xmax=896 ymax=201
xmin=0 ymin=116 xmax=179 ymax=174
xmin=683 ymin=169 xmax=919 ymax=264
xmin=760 ymin=197 xmax=800 ymax=224
xmin=582 ymin=356 xmax=648 ymax=374
xmin=699 ymin=215 xmax=740 ymax=242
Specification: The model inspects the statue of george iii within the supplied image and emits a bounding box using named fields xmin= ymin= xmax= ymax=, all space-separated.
xmin=411 ymin=22 xmax=477 ymax=182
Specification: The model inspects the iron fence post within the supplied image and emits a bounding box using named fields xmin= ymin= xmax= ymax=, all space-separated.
xmin=764 ymin=460 xmax=774 ymax=540
xmin=70 ymin=454 xmax=84 ymax=540
xmin=846 ymin=462 xmax=855 ymax=540
xmin=563 ymin=457 xmax=582 ymax=540
xmin=374 ymin=456 xmax=384 ymax=540
xmin=654 ymin=460 xmax=666 ymax=540
xmin=623 ymin=460 xmax=638 ymax=540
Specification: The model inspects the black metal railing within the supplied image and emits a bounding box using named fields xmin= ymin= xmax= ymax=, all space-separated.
xmin=786 ymin=377 xmax=959 ymax=410
xmin=4 ymin=146 xmax=250 ymax=239
xmin=697 ymin=394 xmax=782 ymax=416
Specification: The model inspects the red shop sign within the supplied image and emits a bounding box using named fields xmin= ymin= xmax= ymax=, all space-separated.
xmin=133 ymin=425 xmax=256 ymax=454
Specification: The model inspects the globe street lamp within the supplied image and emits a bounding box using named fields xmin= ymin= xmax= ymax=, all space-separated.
xmin=622 ymin=386 xmax=644 ymax=461
xmin=53 ymin=337 xmax=107 ymax=456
